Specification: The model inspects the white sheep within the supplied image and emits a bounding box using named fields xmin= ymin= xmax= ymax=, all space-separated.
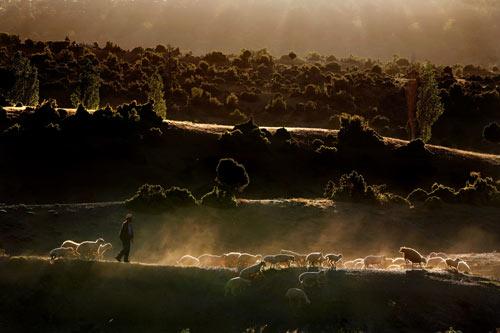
xmin=363 ymin=255 xmax=386 ymax=269
xmin=342 ymin=260 xmax=356 ymax=269
xmin=76 ymin=238 xmax=105 ymax=259
xmin=50 ymin=247 xmax=77 ymax=260
xmin=354 ymin=261 xmax=364 ymax=269
xmin=198 ymin=254 xmax=225 ymax=268
xmin=445 ymin=258 xmax=461 ymax=269
xmin=239 ymin=261 xmax=265 ymax=280
xmin=392 ymin=257 xmax=406 ymax=266
xmin=386 ymin=264 xmax=402 ymax=270
xmin=306 ymin=252 xmax=324 ymax=267
xmin=298 ymin=271 xmax=326 ymax=287
xmin=285 ymin=288 xmax=311 ymax=307
xmin=225 ymin=277 xmax=251 ymax=296
xmin=429 ymin=252 xmax=448 ymax=259
xmin=426 ymin=257 xmax=447 ymax=269
xmin=237 ymin=253 xmax=262 ymax=268
xmin=177 ymin=255 xmax=200 ymax=267
xmin=457 ymin=261 xmax=471 ymax=274
xmin=280 ymin=249 xmax=307 ymax=266
xmin=60 ymin=240 xmax=80 ymax=250
xmin=324 ymin=253 xmax=343 ymax=268
xmin=97 ymin=243 xmax=113 ymax=260
xmin=223 ymin=252 xmax=241 ymax=268
xmin=273 ymin=254 xmax=295 ymax=268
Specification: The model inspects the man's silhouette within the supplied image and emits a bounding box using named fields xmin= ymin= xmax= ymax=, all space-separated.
xmin=116 ymin=213 xmax=134 ymax=263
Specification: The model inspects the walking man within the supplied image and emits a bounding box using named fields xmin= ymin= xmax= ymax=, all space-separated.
xmin=116 ymin=213 xmax=134 ymax=263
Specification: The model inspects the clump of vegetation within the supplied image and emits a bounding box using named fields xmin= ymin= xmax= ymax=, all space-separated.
xmin=337 ymin=115 xmax=386 ymax=151
xmin=125 ymin=184 xmax=197 ymax=212
xmin=416 ymin=64 xmax=444 ymax=142
xmin=201 ymin=158 xmax=250 ymax=208
xmin=483 ymin=122 xmax=500 ymax=143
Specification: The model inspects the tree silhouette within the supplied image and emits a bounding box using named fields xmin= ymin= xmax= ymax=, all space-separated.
xmin=9 ymin=52 xmax=39 ymax=106
xmin=147 ymin=70 xmax=167 ymax=119
xmin=71 ymin=58 xmax=100 ymax=109
xmin=416 ymin=64 xmax=444 ymax=142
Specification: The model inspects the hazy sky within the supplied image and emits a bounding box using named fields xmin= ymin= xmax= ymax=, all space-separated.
xmin=1 ymin=0 xmax=499 ymax=64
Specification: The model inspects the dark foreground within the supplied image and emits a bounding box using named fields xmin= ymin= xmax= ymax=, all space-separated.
xmin=0 ymin=257 xmax=499 ymax=333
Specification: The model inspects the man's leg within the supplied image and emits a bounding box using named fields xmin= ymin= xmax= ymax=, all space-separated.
xmin=115 ymin=240 xmax=127 ymax=262
xmin=123 ymin=241 xmax=131 ymax=262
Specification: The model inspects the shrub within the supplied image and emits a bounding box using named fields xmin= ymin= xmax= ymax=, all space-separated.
xmin=324 ymin=170 xmax=379 ymax=204
xmin=423 ymin=196 xmax=443 ymax=210
xmin=200 ymin=186 xmax=237 ymax=208
xmin=483 ymin=122 xmax=500 ymax=143
xmin=337 ymin=115 xmax=385 ymax=151
xmin=215 ymin=158 xmax=250 ymax=193
xmin=264 ymin=95 xmax=287 ymax=113
xmin=126 ymin=184 xmax=197 ymax=212
xmin=315 ymin=145 xmax=338 ymax=157
xmin=164 ymin=186 xmax=198 ymax=207
xmin=406 ymin=188 xmax=429 ymax=203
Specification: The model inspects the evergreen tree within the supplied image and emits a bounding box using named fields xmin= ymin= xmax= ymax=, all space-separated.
xmin=416 ymin=64 xmax=444 ymax=142
xmin=9 ymin=52 xmax=39 ymax=106
xmin=147 ymin=71 xmax=167 ymax=118
xmin=71 ymin=58 xmax=100 ymax=109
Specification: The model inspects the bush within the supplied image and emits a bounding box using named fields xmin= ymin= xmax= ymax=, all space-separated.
xmin=406 ymin=188 xmax=429 ymax=203
xmin=324 ymin=170 xmax=379 ymax=204
xmin=200 ymin=186 xmax=237 ymax=208
xmin=215 ymin=158 xmax=250 ymax=193
xmin=125 ymin=184 xmax=197 ymax=212
xmin=483 ymin=122 xmax=500 ymax=143
xmin=337 ymin=115 xmax=385 ymax=151
xmin=423 ymin=196 xmax=443 ymax=210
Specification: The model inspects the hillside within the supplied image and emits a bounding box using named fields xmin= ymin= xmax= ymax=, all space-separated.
xmin=0 ymin=257 xmax=498 ymax=332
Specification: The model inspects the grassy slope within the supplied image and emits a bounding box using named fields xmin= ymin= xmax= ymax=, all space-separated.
xmin=0 ymin=257 xmax=498 ymax=333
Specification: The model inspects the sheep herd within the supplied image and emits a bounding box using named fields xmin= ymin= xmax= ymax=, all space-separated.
xmin=50 ymin=238 xmax=113 ymax=261
xmin=178 ymin=247 xmax=472 ymax=307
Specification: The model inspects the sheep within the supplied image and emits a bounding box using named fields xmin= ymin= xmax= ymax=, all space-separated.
xmin=457 ymin=261 xmax=471 ymax=274
xmin=225 ymin=277 xmax=251 ymax=296
xmin=386 ymin=264 xmax=402 ymax=270
xmin=392 ymin=257 xmax=406 ymax=266
xmin=285 ymin=288 xmax=311 ymax=307
xmin=263 ymin=255 xmax=281 ymax=268
xmin=343 ymin=260 xmax=356 ymax=269
xmin=198 ymin=254 xmax=225 ymax=268
xmin=280 ymin=249 xmax=307 ymax=266
xmin=445 ymin=258 xmax=461 ymax=269
xmin=306 ymin=252 xmax=324 ymax=267
xmin=363 ymin=255 xmax=386 ymax=269
xmin=298 ymin=271 xmax=326 ymax=287
xmin=177 ymin=255 xmax=200 ymax=267
xmin=97 ymin=243 xmax=113 ymax=260
xmin=60 ymin=240 xmax=80 ymax=250
xmin=50 ymin=247 xmax=77 ymax=260
xmin=239 ymin=261 xmax=266 ymax=280
xmin=354 ymin=261 xmax=365 ymax=269
xmin=429 ymin=252 xmax=448 ymax=259
xmin=76 ymin=238 xmax=105 ymax=259
xmin=426 ymin=257 xmax=447 ymax=269
xmin=399 ymin=247 xmax=427 ymax=268
xmin=223 ymin=252 xmax=241 ymax=268
xmin=324 ymin=253 xmax=343 ymax=268
xmin=237 ymin=253 xmax=262 ymax=268
xmin=273 ymin=254 xmax=295 ymax=268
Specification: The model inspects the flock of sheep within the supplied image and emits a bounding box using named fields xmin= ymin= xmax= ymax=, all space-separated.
xmin=50 ymin=238 xmax=113 ymax=260
xmin=177 ymin=247 xmax=472 ymax=307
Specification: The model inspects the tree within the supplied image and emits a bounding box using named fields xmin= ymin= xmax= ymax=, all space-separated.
xmin=9 ymin=52 xmax=39 ymax=106
xmin=147 ymin=70 xmax=167 ymax=118
xmin=416 ymin=64 xmax=444 ymax=142
xmin=71 ymin=58 xmax=100 ymax=109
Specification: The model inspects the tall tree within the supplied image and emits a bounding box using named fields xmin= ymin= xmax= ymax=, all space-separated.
xmin=147 ymin=70 xmax=167 ymax=119
xmin=9 ymin=52 xmax=39 ymax=106
xmin=416 ymin=64 xmax=444 ymax=142
xmin=71 ymin=58 xmax=100 ymax=109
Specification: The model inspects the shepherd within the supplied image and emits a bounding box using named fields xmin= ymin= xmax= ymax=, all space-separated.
xmin=116 ymin=213 xmax=134 ymax=263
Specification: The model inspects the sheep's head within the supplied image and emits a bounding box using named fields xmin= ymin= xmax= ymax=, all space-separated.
xmin=399 ymin=247 xmax=406 ymax=253
xmin=96 ymin=238 xmax=105 ymax=244
xmin=255 ymin=254 xmax=262 ymax=260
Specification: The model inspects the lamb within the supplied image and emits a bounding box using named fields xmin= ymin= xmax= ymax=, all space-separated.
xmin=298 ymin=271 xmax=326 ymax=287
xmin=198 ymin=254 xmax=225 ymax=268
xmin=237 ymin=253 xmax=262 ymax=268
xmin=399 ymin=247 xmax=427 ymax=268
xmin=239 ymin=261 xmax=265 ymax=280
xmin=386 ymin=264 xmax=402 ymax=270
xmin=280 ymin=249 xmax=307 ymax=266
xmin=306 ymin=252 xmax=324 ymax=267
xmin=97 ymin=243 xmax=113 ymax=260
xmin=429 ymin=252 xmax=448 ymax=259
xmin=342 ymin=260 xmax=356 ymax=269
xmin=324 ymin=253 xmax=343 ymax=268
xmin=285 ymin=288 xmax=311 ymax=307
xmin=426 ymin=257 xmax=447 ymax=269
xmin=60 ymin=240 xmax=80 ymax=250
xmin=177 ymin=255 xmax=200 ymax=267
xmin=225 ymin=277 xmax=251 ymax=296
xmin=445 ymin=258 xmax=461 ymax=269
xmin=76 ymin=238 xmax=105 ymax=259
xmin=457 ymin=261 xmax=471 ymax=274
xmin=50 ymin=247 xmax=77 ymax=260
xmin=363 ymin=255 xmax=386 ymax=269
xmin=354 ymin=261 xmax=364 ymax=269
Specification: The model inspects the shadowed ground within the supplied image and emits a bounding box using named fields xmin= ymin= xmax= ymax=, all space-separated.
xmin=0 ymin=257 xmax=498 ymax=332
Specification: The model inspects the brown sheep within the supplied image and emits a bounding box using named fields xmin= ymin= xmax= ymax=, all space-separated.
xmin=399 ymin=247 xmax=426 ymax=268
